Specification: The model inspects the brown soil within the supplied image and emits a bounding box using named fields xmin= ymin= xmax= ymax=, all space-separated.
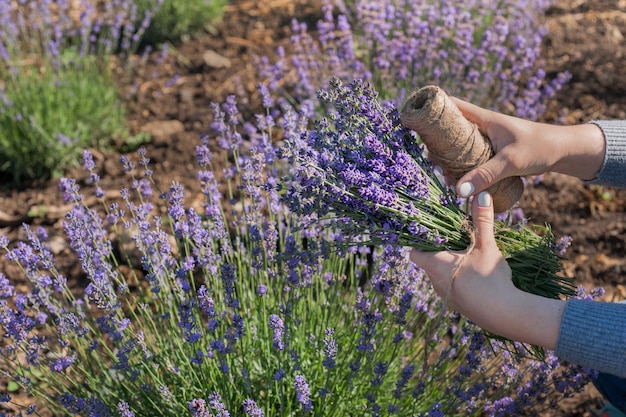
xmin=1 ymin=0 xmax=625 ymax=416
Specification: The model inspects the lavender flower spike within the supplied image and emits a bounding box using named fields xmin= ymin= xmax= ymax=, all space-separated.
xmin=294 ymin=374 xmax=313 ymax=411
xmin=242 ymin=398 xmax=264 ymax=417
xmin=269 ymin=314 xmax=285 ymax=351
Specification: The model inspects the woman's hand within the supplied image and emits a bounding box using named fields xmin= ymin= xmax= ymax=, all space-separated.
xmin=451 ymin=98 xmax=606 ymax=198
xmin=410 ymin=191 xmax=566 ymax=349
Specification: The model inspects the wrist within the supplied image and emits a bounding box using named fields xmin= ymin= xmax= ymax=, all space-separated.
xmin=551 ymin=123 xmax=605 ymax=180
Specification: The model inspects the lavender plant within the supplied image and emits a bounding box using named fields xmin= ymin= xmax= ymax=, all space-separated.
xmin=0 ymin=88 xmax=593 ymax=416
xmin=135 ymin=0 xmax=229 ymax=45
xmin=257 ymin=0 xmax=570 ymax=120
xmin=0 ymin=0 xmax=152 ymax=183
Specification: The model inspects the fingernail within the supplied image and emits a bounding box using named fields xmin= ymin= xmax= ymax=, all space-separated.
xmin=477 ymin=191 xmax=491 ymax=207
xmin=457 ymin=182 xmax=474 ymax=197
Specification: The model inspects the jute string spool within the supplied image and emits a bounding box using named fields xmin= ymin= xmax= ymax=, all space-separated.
xmin=400 ymin=85 xmax=524 ymax=213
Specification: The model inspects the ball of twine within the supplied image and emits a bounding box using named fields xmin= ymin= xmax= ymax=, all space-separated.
xmin=400 ymin=85 xmax=524 ymax=213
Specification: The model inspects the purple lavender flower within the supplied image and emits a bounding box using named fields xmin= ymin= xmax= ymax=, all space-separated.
xmin=208 ymin=392 xmax=230 ymax=417
xmin=178 ymin=300 xmax=202 ymax=343
xmin=257 ymin=83 xmax=273 ymax=109
xmin=427 ymin=402 xmax=444 ymax=417
xmin=293 ymin=374 xmax=313 ymax=411
xmin=120 ymin=155 xmax=135 ymax=173
xmin=322 ymin=328 xmax=337 ymax=370
xmin=274 ymin=368 xmax=286 ymax=381
xmin=220 ymin=263 xmax=238 ymax=308
xmin=393 ymin=292 xmax=413 ymax=328
xmin=189 ymin=399 xmax=211 ymax=417
xmin=196 ymin=139 xmax=213 ymax=167
xmin=269 ymin=314 xmax=285 ymax=351
xmin=58 ymin=178 xmax=83 ymax=203
xmin=211 ymin=96 xmax=243 ymax=151
xmin=167 ymin=182 xmax=186 ymax=222
xmin=83 ymin=149 xmax=97 ymax=171
xmin=256 ymin=284 xmax=268 ymax=296
xmin=356 ymin=308 xmax=382 ymax=354
xmin=242 ymin=399 xmax=264 ymax=417
xmin=63 ymin=203 xmax=119 ymax=312
xmin=394 ymin=364 xmax=415 ymax=399
xmin=484 ymin=396 xmax=516 ymax=416
xmin=50 ymin=354 xmax=74 ymax=372
xmin=197 ymin=285 xmax=216 ymax=317
xmin=554 ymin=235 xmax=573 ymax=256
xmin=370 ymin=361 xmax=388 ymax=386
xmin=117 ymin=401 xmax=135 ymax=417
xmin=157 ymin=385 xmax=174 ymax=403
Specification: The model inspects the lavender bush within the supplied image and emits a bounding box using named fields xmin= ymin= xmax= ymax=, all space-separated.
xmin=136 ymin=0 xmax=229 ymax=45
xmin=257 ymin=0 xmax=570 ymax=120
xmin=0 ymin=87 xmax=593 ymax=416
xmin=0 ymin=0 xmax=152 ymax=183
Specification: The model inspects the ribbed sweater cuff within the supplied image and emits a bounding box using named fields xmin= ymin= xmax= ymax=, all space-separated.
xmin=556 ymin=298 xmax=626 ymax=377
xmin=588 ymin=120 xmax=626 ymax=188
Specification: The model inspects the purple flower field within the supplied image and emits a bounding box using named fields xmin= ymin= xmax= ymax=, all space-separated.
xmin=1 ymin=0 xmax=626 ymax=416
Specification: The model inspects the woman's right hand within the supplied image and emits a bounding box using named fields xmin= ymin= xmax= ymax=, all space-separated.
xmin=451 ymin=97 xmax=606 ymax=198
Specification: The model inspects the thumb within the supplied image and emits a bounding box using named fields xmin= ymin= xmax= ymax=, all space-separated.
xmin=456 ymin=155 xmax=514 ymax=198
xmin=470 ymin=191 xmax=497 ymax=251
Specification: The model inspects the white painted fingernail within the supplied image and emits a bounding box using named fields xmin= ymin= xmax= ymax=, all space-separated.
xmin=477 ymin=191 xmax=491 ymax=207
xmin=457 ymin=182 xmax=474 ymax=197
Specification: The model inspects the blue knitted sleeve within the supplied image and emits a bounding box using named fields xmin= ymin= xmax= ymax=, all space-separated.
xmin=556 ymin=299 xmax=626 ymax=377
xmin=555 ymin=120 xmax=626 ymax=376
xmin=588 ymin=120 xmax=626 ymax=188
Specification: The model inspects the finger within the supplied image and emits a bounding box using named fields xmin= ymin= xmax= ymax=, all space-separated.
xmin=409 ymin=248 xmax=458 ymax=272
xmin=456 ymin=155 xmax=516 ymax=197
xmin=409 ymin=249 xmax=463 ymax=297
xmin=470 ymin=191 xmax=497 ymax=251
xmin=450 ymin=97 xmax=494 ymax=134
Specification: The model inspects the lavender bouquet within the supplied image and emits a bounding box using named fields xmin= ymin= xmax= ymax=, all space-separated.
xmin=282 ymin=78 xmax=575 ymax=310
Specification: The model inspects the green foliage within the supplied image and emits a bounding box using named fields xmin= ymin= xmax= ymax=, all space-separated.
xmin=138 ymin=0 xmax=229 ymax=45
xmin=0 ymin=0 xmax=153 ymax=185
xmin=0 ymin=57 xmax=126 ymax=183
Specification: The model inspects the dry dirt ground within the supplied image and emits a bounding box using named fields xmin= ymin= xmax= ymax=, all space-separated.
xmin=1 ymin=0 xmax=626 ymax=416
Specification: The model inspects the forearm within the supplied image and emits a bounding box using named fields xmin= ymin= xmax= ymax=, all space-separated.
xmin=460 ymin=287 xmax=565 ymax=350
xmin=549 ymin=123 xmax=606 ymax=181
xmin=475 ymin=293 xmax=626 ymax=378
